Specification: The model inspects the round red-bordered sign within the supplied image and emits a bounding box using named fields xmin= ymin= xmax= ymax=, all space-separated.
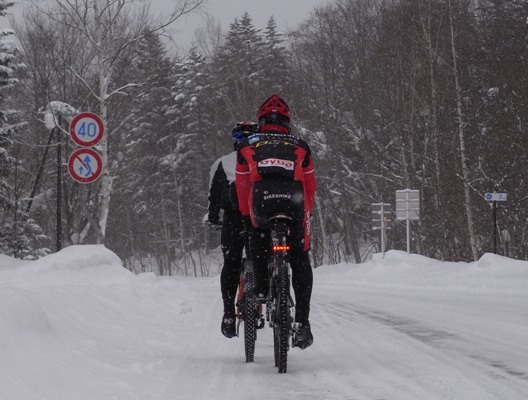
xmin=68 ymin=148 xmax=103 ymax=184
xmin=69 ymin=112 xmax=105 ymax=147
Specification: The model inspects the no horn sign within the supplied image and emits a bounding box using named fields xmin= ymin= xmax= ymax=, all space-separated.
xmin=68 ymin=148 xmax=103 ymax=184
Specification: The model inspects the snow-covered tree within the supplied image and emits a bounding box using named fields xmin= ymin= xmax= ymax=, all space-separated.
xmin=0 ymin=27 xmax=16 ymax=218
xmin=260 ymin=16 xmax=291 ymax=94
xmin=212 ymin=13 xmax=266 ymax=121
xmin=0 ymin=1 xmax=46 ymax=258
xmin=28 ymin=0 xmax=203 ymax=245
xmin=167 ymin=46 xmax=218 ymax=276
xmin=108 ymin=30 xmax=179 ymax=274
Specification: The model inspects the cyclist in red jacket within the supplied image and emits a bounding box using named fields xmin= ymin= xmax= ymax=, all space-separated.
xmin=235 ymin=94 xmax=316 ymax=349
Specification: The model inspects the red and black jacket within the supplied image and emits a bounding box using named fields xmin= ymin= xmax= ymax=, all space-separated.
xmin=235 ymin=132 xmax=316 ymax=220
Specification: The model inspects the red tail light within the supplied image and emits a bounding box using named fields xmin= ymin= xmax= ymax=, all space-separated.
xmin=272 ymin=245 xmax=290 ymax=252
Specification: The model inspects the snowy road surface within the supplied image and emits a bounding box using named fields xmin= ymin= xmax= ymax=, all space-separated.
xmin=1 ymin=246 xmax=527 ymax=399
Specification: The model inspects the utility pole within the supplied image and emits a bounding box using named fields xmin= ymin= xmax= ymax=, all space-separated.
xmin=55 ymin=115 xmax=63 ymax=252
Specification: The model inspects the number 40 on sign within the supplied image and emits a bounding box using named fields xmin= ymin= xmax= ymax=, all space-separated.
xmin=69 ymin=112 xmax=105 ymax=147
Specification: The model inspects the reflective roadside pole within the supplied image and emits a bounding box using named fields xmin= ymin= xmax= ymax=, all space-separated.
xmin=372 ymin=203 xmax=392 ymax=257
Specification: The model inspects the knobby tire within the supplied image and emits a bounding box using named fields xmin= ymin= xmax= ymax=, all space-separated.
xmin=244 ymin=270 xmax=257 ymax=363
xmin=276 ymin=256 xmax=290 ymax=373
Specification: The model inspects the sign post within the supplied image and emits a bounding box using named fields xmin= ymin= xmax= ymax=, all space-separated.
xmin=484 ymin=192 xmax=507 ymax=254
xmin=396 ymin=189 xmax=420 ymax=255
xmin=372 ymin=203 xmax=392 ymax=257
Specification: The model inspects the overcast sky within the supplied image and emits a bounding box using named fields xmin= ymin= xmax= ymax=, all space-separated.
xmin=164 ymin=0 xmax=334 ymax=51
xmin=1 ymin=0 xmax=334 ymax=52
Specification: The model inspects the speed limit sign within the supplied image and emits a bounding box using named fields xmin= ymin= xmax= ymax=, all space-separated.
xmin=69 ymin=112 xmax=105 ymax=147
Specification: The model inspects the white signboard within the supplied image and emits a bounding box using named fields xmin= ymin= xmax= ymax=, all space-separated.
xmin=396 ymin=189 xmax=420 ymax=220
xmin=484 ymin=193 xmax=507 ymax=202
xmin=372 ymin=203 xmax=392 ymax=230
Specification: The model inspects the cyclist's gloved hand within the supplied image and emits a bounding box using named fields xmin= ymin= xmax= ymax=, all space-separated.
xmin=208 ymin=214 xmax=220 ymax=225
xmin=203 ymin=213 xmax=220 ymax=226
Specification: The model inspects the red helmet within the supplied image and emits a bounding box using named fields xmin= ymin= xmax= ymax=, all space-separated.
xmin=256 ymin=94 xmax=291 ymax=134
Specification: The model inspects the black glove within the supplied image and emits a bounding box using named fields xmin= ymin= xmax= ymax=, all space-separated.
xmin=204 ymin=212 xmax=220 ymax=226
xmin=209 ymin=216 xmax=220 ymax=225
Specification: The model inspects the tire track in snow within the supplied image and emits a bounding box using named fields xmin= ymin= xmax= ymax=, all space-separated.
xmin=314 ymin=292 xmax=528 ymax=399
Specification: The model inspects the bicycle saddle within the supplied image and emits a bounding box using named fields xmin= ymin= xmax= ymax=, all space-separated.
xmin=268 ymin=213 xmax=292 ymax=223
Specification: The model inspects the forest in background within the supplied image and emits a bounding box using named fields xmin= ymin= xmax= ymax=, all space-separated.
xmin=2 ymin=0 xmax=528 ymax=275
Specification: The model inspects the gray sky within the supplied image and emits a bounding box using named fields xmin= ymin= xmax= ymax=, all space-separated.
xmin=1 ymin=0 xmax=334 ymax=51
xmin=165 ymin=0 xmax=334 ymax=50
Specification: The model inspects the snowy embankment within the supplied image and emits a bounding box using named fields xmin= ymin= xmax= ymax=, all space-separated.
xmin=1 ymin=246 xmax=527 ymax=400
xmin=0 ymin=246 xmax=194 ymax=399
xmin=319 ymin=251 xmax=528 ymax=293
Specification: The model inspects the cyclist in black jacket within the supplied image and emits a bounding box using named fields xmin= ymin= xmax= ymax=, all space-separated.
xmin=205 ymin=121 xmax=259 ymax=338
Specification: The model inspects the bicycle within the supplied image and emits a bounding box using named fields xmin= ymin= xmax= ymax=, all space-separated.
xmin=235 ymin=257 xmax=264 ymax=363
xmin=234 ymin=213 xmax=298 ymax=372
xmin=265 ymin=213 xmax=297 ymax=373
xmin=206 ymin=218 xmax=262 ymax=356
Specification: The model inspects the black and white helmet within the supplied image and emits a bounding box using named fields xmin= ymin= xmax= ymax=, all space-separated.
xmin=231 ymin=121 xmax=259 ymax=142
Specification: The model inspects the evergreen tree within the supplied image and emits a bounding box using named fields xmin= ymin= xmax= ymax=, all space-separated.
xmin=212 ymin=12 xmax=266 ymax=121
xmin=168 ymin=46 xmax=219 ymax=276
xmin=0 ymin=2 xmax=46 ymax=258
xmin=260 ymin=16 xmax=291 ymax=94
xmin=0 ymin=24 xmax=18 ymax=254
xmin=107 ymin=31 xmax=178 ymax=273
xmin=473 ymin=0 xmax=528 ymax=257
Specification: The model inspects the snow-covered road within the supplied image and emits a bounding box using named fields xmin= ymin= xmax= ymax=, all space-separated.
xmin=172 ymin=271 xmax=528 ymax=400
xmin=1 ymin=246 xmax=527 ymax=399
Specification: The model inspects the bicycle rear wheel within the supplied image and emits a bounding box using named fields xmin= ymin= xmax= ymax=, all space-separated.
xmin=243 ymin=269 xmax=257 ymax=363
xmin=274 ymin=259 xmax=290 ymax=373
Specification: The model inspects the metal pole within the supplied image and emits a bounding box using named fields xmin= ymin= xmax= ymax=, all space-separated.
xmin=407 ymin=219 xmax=411 ymax=255
xmin=27 ymin=129 xmax=55 ymax=214
xmin=493 ymin=201 xmax=497 ymax=254
xmin=381 ymin=210 xmax=386 ymax=258
xmin=56 ymin=117 xmax=62 ymax=252
xmin=406 ymin=190 xmax=411 ymax=255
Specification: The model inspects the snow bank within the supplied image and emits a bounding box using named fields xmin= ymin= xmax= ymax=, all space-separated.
xmin=0 ymin=245 xmax=196 ymax=400
xmin=0 ymin=245 xmax=133 ymax=288
xmin=315 ymin=250 xmax=528 ymax=293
